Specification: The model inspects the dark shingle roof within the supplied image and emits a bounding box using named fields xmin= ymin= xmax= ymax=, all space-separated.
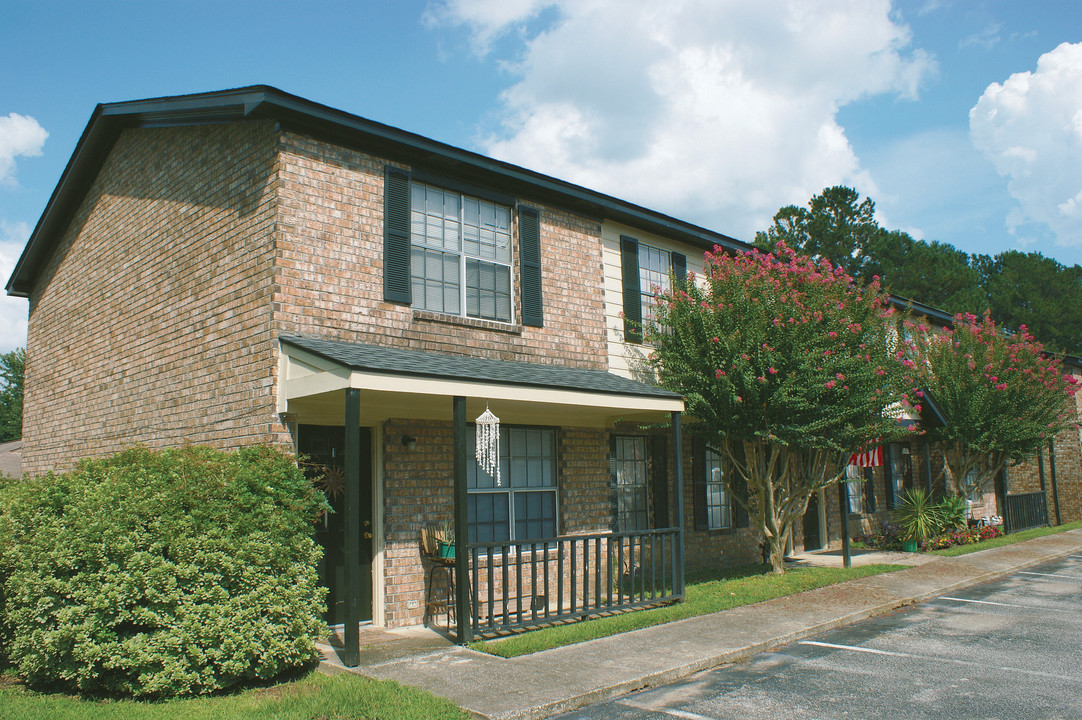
xmin=281 ymin=335 xmax=682 ymax=401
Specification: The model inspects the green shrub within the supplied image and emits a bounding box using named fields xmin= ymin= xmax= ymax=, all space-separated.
xmin=0 ymin=445 xmax=329 ymax=698
xmin=935 ymin=494 xmax=969 ymax=532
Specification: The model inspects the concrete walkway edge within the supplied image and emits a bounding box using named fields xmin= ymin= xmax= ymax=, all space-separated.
xmin=320 ymin=530 xmax=1082 ymax=720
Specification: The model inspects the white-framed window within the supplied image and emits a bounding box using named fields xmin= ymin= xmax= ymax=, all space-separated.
xmin=467 ymin=426 xmax=557 ymax=544
xmin=410 ymin=182 xmax=513 ymax=322
xmin=846 ymin=464 xmax=864 ymax=514
xmin=639 ymin=244 xmax=671 ymax=334
xmin=704 ymin=446 xmax=732 ymax=529
xmin=613 ymin=435 xmax=650 ymax=531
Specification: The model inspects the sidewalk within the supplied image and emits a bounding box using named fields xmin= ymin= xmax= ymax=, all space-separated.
xmin=318 ymin=530 xmax=1082 ymax=720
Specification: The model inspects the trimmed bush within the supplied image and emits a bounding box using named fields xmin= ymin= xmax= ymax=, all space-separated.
xmin=0 ymin=445 xmax=329 ymax=698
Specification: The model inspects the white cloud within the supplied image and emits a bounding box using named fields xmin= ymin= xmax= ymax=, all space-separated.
xmin=428 ymin=0 xmax=935 ymax=242
xmin=0 ymin=113 xmax=48 ymax=185
xmin=970 ymin=42 xmax=1082 ymax=248
xmin=0 ymin=221 xmax=29 ymax=353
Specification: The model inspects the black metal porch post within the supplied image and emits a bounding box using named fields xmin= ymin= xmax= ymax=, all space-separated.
xmin=453 ymin=396 xmax=472 ymax=643
xmin=343 ymin=387 xmax=361 ymax=667
xmin=671 ymin=411 xmax=685 ymax=598
xmin=838 ymin=481 xmax=852 ymax=569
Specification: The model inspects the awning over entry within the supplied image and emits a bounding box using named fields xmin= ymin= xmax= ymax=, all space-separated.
xmin=277 ymin=335 xmax=684 ymax=427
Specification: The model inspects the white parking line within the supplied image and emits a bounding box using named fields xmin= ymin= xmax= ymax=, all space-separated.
xmin=940 ymin=596 xmax=1031 ymax=608
xmin=797 ymin=641 xmax=1078 ymax=681
xmin=1018 ymin=571 xmax=1082 ymax=580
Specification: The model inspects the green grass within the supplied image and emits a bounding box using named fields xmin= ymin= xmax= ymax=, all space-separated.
xmin=470 ymin=562 xmax=904 ymax=658
xmin=0 ymin=670 xmax=469 ymax=720
xmin=930 ymin=519 xmax=1082 ymax=557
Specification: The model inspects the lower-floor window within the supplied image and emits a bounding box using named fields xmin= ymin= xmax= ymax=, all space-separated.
xmin=612 ymin=435 xmax=649 ymax=531
xmin=704 ymin=446 xmax=732 ymax=529
xmin=467 ymin=426 xmax=557 ymax=544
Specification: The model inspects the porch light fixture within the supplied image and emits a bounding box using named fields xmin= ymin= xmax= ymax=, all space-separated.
xmin=401 ymin=434 xmax=418 ymax=451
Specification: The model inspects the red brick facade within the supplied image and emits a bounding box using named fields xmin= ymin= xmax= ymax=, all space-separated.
xmin=18 ymin=96 xmax=1082 ymax=633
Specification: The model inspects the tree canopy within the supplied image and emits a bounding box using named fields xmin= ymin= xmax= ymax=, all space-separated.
xmin=756 ymin=186 xmax=1082 ymax=354
xmin=0 ymin=348 xmax=23 ymax=443
xmin=648 ymin=244 xmax=914 ymax=572
xmin=910 ymin=313 xmax=1078 ymax=498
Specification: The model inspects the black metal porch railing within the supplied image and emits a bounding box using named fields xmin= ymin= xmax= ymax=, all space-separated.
xmin=1004 ymin=491 xmax=1049 ymax=534
xmin=465 ymin=527 xmax=683 ymax=636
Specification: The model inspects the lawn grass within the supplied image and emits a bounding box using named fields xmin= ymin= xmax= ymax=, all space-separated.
xmin=930 ymin=519 xmax=1082 ymax=557
xmin=470 ymin=562 xmax=904 ymax=658
xmin=0 ymin=669 xmax=469 ymax=720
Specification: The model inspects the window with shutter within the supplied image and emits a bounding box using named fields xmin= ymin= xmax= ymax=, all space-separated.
xmin=620 ymin=235 xmax=686 ymax=343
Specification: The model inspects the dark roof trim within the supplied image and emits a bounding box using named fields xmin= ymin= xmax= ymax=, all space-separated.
xmin=6 ymin=85 xmax=746 ymax=297
xmin=280 ymin=335 xmax=684 ymax=401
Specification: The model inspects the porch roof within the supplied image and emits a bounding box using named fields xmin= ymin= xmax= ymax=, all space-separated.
xmin=278 ymin=335 xmax=684 ymax=427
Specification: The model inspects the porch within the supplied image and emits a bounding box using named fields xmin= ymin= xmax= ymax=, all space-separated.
xmin=277 ymin=335 xmax=687 ymax=665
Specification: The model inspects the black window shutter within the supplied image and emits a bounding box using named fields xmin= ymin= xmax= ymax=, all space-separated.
xmin=652 ymin=435 xmax=668 ymax=529
xmin=518 ymin=206 xmax=543 ymax=327
xmin=732 ymin=442 xmax=750 ymax=528
xmin=692 ymin=438 xmax=707 ymax=530
xmin=383 ymin=166 xmax=411 ymax=304
xmin=609 ymin=434 xmax=619 ymax=532
xmin=671 ymin=252 xmax=687 ymax=289
xmin=620 ymin=235 xmax=642 ymax=343
xmin=863 ymin=467 xmax=876 ymax=513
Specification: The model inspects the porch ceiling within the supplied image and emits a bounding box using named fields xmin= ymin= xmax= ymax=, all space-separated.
xmin=278 ymin=335 xmax=684 ymax=428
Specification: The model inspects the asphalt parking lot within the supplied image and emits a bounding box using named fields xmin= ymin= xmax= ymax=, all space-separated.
xmin=555 ymin=554 xmax=1082 ymax=720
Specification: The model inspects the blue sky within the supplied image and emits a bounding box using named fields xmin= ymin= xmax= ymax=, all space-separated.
xmin=2 ymin=0 xmax=1081 ymax=352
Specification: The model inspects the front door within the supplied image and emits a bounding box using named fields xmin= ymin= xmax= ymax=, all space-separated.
xmin=299 ymin=424 xmax=373 ymax=624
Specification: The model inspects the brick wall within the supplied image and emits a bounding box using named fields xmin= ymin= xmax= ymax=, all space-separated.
xmin=271 ymin=132 xmax=608 ymax=368
xmin=23 ymin=123 xmax=282 ymax=474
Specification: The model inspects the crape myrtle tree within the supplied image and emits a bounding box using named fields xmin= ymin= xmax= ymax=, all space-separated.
xmin=909 ymin=312 xmax=1079 ymax=501
xmin=647 ymin=244 xmax=916 ymax=573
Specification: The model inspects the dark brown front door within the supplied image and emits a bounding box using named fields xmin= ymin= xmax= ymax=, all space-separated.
xmin=299 ymin=425 xmax=373 ymax=624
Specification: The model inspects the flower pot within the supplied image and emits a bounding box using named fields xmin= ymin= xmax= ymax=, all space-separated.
xmin=438 ymin=541 xmax=455 ymax=559
xmin=902 ymin=540 xmax=918 ymax=552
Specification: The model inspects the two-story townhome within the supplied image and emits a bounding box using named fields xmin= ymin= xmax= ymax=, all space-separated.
xmin=8 ymin=87 xmax=1081 ymax=659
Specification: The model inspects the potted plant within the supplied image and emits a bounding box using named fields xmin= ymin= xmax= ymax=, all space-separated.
xmin=894 ymin=487 xmax=941 ymax=552
xmin=436 ymin=518 xmax=456 ymax=559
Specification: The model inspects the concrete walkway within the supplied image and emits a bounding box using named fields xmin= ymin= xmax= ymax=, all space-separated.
xmin=318 ymin=530 xmax=1082 ymax=720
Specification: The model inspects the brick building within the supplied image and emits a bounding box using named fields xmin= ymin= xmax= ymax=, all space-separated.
xmin=7 ymin=87 xmax=1081 ymax=647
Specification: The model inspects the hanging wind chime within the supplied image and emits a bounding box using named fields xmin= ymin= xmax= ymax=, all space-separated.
xmin=475 ymin=403 xmax=501 ymax=486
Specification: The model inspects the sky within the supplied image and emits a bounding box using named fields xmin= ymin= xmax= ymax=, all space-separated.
xmin=1 ymin=0 xmax=1081 ymax=353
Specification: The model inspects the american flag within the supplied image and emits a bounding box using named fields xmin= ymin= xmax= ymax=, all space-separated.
xmin=849 ymin=445 xmax=883 ymax=467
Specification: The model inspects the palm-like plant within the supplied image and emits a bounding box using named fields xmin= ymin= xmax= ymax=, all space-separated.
xmin=895 ymin=488 xmax=942 ymax=542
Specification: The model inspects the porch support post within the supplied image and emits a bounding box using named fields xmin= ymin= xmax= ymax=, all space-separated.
xmin=671 ymin=411 xmax=685 ymax=598
xmin=838 ymin=481 xmax=852 ymax=569
xmin=453 ymin=396 xmax=472 ymax=643
xmin=342 ymin=387 xmax=361 ymax=667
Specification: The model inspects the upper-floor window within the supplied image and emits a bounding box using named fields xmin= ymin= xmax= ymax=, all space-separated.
xmin=410 ymin=182 xmax=513 ymax=323
xmin=620 ymin=235 xmax=685 ymax=344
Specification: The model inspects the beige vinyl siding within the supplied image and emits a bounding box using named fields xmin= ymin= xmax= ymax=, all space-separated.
xmin=601 ymin=221 xmax=706 ymax=381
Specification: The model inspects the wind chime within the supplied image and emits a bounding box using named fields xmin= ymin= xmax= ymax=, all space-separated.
xmin=475 ymin=403 xmax=501 ymax=486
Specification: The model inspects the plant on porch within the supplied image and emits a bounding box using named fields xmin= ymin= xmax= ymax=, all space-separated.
xmin=908 ymin=312 xmax=1078 ymax=502
xmin=648 ymin=244 xmax=916 ymax=573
